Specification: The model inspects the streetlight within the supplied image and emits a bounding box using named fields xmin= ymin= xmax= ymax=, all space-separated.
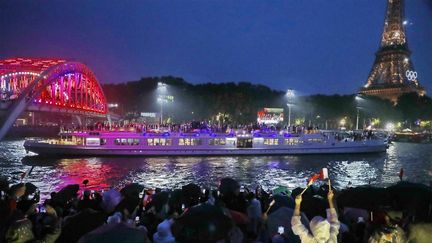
xmin=356 ymin=107 xmax=360 ymax=130
xmin=355 ymin=95 xmax=364 ymax=130
xmin=286 ymin=89 xmax=295 ymax=128
xmin=157 ymin=82 xmax=173 ymax=124
xmin=157 ymin=97 xmax=164 ymax=124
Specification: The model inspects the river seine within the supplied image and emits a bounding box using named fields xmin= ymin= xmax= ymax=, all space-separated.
xmin=0 ymin=140 xmax=431 ymax=196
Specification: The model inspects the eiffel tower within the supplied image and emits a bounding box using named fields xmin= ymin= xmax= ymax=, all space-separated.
xmin=359 ymin=0 xmax=426 ymax=103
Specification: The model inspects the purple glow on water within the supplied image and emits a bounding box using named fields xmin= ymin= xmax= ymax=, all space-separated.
xmin=267 ymin=161 xmax=280 ymax=169
xmin=1 ymin=140 xmax=432 ymax=199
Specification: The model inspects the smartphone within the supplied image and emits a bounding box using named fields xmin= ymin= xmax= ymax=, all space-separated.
xmin=139 ymin=191 xmax=144 ymax=199
xmin=134 ymin=216 xmax=140 ymax=225
xmin=181 ymin=204 xmax=185 ymax=211
xmin=240 ymin=186 xmax=245 ymax=193
xmin=38 ymin=205 xmax=46 ymax=213
xmin=278 ymin=226 xmax=284 ymax=234
xmin=202 ymin=189 xmax=206 ymax=194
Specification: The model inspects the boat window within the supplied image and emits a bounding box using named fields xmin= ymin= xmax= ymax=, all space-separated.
xmin=147 ymin=138 xmax=172 ymax=146
xmin=307 ymin=138 xmax=323 ymax=143
xmin=114 ymin=138 xmax=139 ymax=145
xmin=209 ymin=138 xmax=226 ymax=145
xmin=86 ymin=137 xmax=101 ymax=146
xmin=284 ymin=138 xmax=300 ymax=145
xmin=179 ymin=138 xmax=201 ymax=146
xmin=76 ymin=137 xmax=83 ymax=145
xmin=225 ymin=138 xmax=236 ymax=145
xmin=100 ymin=138 xmax=107 ymax=145
xmin=237 ymin=138 xmax=253 ymax=148
xmin=264 ymin=138 xmax=279 ymax=145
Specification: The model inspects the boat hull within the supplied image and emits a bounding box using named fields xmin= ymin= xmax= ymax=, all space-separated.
xmin=24 ymin=141 xmax=387 ymax=157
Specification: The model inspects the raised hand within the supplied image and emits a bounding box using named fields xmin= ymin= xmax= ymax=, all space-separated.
xmin=294 ymin=194 xmax=302 ymax=216
xmin=327 ymin=189 xmax=335 ymax=209
xmin=327 ymin=189 xmax=334 ymax=201
xmin=295 ymin=194 xmax=302 ymax=205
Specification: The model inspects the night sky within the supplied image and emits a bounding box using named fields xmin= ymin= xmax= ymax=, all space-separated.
xmin=1 ymin=0 xmax=431 ymax=95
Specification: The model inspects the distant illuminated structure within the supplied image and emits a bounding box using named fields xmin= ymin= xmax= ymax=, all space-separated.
xmin=257 ymin=108 xmax=284 ymax=125
xmin=0 ymin=57 xmax=108 ymax=140
xmin=359 ymin=0 xmax=425 ymax=103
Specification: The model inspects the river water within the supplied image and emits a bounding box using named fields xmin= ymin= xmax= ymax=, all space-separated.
xmin=0 ymin=140 xmax=431 ymax=197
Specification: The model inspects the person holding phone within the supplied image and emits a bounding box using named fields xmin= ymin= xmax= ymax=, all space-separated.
xmin=291 ymin=190 xmax=340 ymax=243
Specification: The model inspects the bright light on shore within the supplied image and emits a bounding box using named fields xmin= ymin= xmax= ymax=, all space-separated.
xmin=385 ymin=122 xmax=395 ymax=131
xmin=286 ymin=89 xmax=295 ymax=99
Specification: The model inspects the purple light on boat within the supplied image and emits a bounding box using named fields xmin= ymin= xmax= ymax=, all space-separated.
xmin=227 ymin=133 xmax=235 ymax=137
xmin=162 ymin=132 xmax=170 ymax=137
xmin=284 ymin=133 xmax=292 ymax=138
xmin=253 ymin=132 xmax=262 ymax=137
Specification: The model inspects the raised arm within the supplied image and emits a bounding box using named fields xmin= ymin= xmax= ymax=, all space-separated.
xmin=328 ymin=189 xmax=335 ymax=209
xmin=291 ymin=194 xmax=314 ymax=242
xmin=326 ymin=190 xmax=340 ymax=240
xmin=294 ymin=195 xmax=302 ymax=216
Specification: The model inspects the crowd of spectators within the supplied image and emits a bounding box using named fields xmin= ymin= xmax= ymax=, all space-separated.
xmin=1 ymin=176 xmax=431 ymax=243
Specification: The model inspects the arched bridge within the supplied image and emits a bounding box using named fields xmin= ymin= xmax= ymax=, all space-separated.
xmin=0 ymin=57 xmax=108 ymax=140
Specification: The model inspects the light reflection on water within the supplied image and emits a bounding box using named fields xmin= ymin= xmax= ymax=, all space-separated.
xmin=1 ymin=140 xmax=432 ymax=198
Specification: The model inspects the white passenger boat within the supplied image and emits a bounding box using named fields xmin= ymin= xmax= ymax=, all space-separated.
xmin=24 ymin=130 xmax=388 ymax=156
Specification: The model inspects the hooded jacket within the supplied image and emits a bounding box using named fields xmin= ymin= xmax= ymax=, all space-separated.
xmin=291 ymin=208 xmax=340 ymax=243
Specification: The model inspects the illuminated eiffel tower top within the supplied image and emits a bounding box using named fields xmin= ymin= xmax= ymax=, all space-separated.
xmin=359 ymin=0 xmax=425 ymax=103
xmin=380 ymin=0 xmax=406 ymax=47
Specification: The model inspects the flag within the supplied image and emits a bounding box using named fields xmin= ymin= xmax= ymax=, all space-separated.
xmin=322 ymin=168 xmax=329 ymax=179
xmin=307 ymin=168 xmax=329 ymax=186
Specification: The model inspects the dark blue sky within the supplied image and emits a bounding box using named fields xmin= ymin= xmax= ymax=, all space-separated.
xmin=1 ymin=0 xmax=431 ymax=95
